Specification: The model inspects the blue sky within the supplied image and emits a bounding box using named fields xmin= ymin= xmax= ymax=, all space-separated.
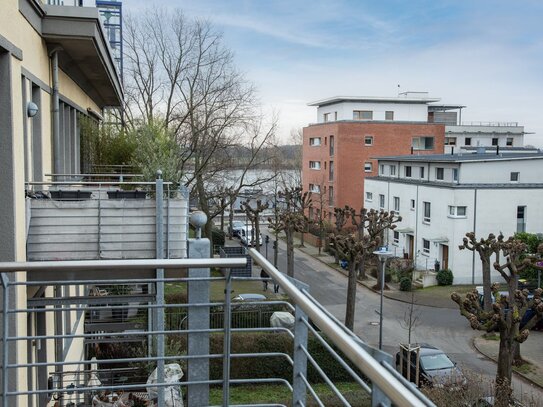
xmin=128 ymin=0 xmax=543 ymax=145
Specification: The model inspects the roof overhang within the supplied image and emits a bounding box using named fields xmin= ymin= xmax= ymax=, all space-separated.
xmin=41 ymin=4 xmax=123 ymax=108
xmin=396 ymin=228 xmax=414 ymax=234
xmin=308 ymin=95 xmax=441 ymax=107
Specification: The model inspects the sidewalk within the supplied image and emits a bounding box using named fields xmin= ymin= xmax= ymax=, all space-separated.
xmin=289 ymin=233 xmax=543 ymax=389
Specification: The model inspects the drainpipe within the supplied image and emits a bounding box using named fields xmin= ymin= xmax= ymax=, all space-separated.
xmin=50 ymin=47 xmax=62 ymax=180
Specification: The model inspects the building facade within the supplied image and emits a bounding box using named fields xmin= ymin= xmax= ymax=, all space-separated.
xmin=364 ymin=153 xmax=543 ymax=284
xmin=0 ymin=0 xmax=122 ymax=403
xmin=303 ymin=93 xmax=446 ymax=220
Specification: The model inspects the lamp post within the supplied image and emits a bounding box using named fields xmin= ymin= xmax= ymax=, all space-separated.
xmin=373 ymin=246 xmax=393 ymax=350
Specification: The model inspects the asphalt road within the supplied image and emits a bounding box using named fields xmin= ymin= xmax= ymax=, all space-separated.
xmin=255 ymin=227 xmax=543 ymax=401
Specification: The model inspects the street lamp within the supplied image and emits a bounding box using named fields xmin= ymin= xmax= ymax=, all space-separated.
xmin=373 ymin=246 xmax=393 ymax=350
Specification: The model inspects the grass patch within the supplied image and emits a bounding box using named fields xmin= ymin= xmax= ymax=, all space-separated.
xmin=513 ymin=361 xmax=534 ymax=375
xmin=482 ymin=333 xmax=500 ymax=341
xmin=209 ymin=383 xmax=370 ymax=406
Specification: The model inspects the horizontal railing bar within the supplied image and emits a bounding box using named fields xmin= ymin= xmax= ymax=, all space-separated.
xmin=15 ymin=276 xmax=226 ymax=286
xmin=14 ymin=300 xmax=293 ymax=313
xmin=9 ymin=352 xmax=293 ymax=369
xmin=0 ymin=258 xmax=246 ymax=273
xmin=26 ymin=181 xmax=173 ymax=186
xmin=300 ymin=345 xmax=351 ymax=407
xmin=249 ymin=249 xmax=433 ymax=407
xmin=44 ymin=173 xmax=144 ymax=178
xmin=7 ymin=327 xmax=293 ymax=342
xmin=301 ymin=318 xmax=371 ymax=393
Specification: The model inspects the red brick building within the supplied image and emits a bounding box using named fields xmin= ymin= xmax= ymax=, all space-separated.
xmin=302 ymin=94 xmax=446 ymax=221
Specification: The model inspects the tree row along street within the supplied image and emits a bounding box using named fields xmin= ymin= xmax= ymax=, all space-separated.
xmin=254 ymin=225 xmax=543 ymax=402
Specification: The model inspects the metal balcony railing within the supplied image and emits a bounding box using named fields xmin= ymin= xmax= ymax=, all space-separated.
xmin=0 ymin=253 xmax=435 ymax=407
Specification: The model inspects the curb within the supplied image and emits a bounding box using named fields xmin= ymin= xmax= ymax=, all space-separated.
xmin=472 ymin=336 xmax=543 ymax=390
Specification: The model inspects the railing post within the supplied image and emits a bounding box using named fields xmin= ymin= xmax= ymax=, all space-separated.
xmin=222 ymin=270 xmax=232 ymax=406
xmin=2 ymin=273 xmax=9 ymax=407
xmin=187 ymin=211 xmax=210 ymax=406
xmin=291 ymin=278 xmax=309 ymax=407
xmin=155 ymin=172 xmax=165 ymax=407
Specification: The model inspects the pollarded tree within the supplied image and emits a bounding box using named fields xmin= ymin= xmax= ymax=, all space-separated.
xmin=452 ymin=239 xmax=543 ymax=407
xmin=331 ymin=206 xmax=350 ymax=263
xmin=459 ymin=232 xmax=501 ymax=312
xmin=241 ymin=199 xmax=269 ymax=253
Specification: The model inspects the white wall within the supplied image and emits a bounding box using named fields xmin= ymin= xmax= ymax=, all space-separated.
xmin=365 ymin=177 xmax=543 ymax=284
xmin=316 ymin=101 xmax=429 ymax=123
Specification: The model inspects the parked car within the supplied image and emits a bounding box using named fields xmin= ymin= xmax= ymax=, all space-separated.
xmin=229 ymin=221 xmax=245 ymax=238
xmin=232 ymin=293 xmax=266 ymax=302
xmin=396 ymin=343 xmax=466 ymax=388
xmin=240 ymin=228 xmax=263 ymax=247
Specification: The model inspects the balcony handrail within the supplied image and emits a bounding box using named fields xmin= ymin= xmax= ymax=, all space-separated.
xmin=460 ymin=121 xmax=519 ymax=127
xmin=26 ymin=181 xmax=175 ymax=186
xmin=249 ymin=248 xmax=435 ymax=407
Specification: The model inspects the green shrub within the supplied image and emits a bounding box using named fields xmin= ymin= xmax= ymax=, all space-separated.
xmin=399 ymin=277 xmax=412 ymax=291
xmin=211 ymin=228 xmax=226 ymax=247
xmin=436 ymin=269 xmax=454 ymax=286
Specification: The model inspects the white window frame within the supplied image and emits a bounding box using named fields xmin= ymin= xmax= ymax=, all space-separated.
xmin=393 ymin=230 xmax=400 ymax=245
xmin=380 ymin=164 xmax=385 ymax=174
xmin=393 ymin=196 xmax=400 ymax=212
xmin=364 ymin=136 xmax=374 ymax=146
xmin=410 ymin=199 xmax=415 ymax=211
xmin=309 ymin=137 xmax=321 ymax=146
xmin=354 ymin=110 xmax=373 ymax=120
xmin=323 ymin=113 xmax=330 ymax=122
xmin=365 ymin=192 xmax=373 ymax=202
xmin=452 ymin=168 xmax=459 ymax=182
xmin=309 ymin=161 xmax=321 ymax=170
xmin=510 ymin=172 xmax=519 ymax=182
xmin=423 ymin=201 xmax=431 ymax=224
xmin=506 ymin=137 xmax=514 ymax=146
xmin=390 ymin=165 xmax=396 ymax=176
xmin=422 ymin=239 xmax=430 ymax=255
xmin=412 ymin=136 xmax=434 ymax=151
xmin=405 ymin=166 xmax=412 ymax=178
xmin=365 ymin=162 xmax=373 ymax=172
xmin=436 ymin=167 xmax=444 ymax=180
xmin=420 ymin=166 xmax=425 ymax=179
xmin=448 ymin=205 xmax=467 ymax=218
xmin=385 ymin=111 xmax=394 ymax=120
xmin=309 ymin=184 xmax=321 ymax=193
xmin=379 ymin=194 xmax=385 ymax=209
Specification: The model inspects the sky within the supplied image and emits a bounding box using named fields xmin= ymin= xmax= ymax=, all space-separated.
xmin=127 ymin=0 xmax=543 ymax=146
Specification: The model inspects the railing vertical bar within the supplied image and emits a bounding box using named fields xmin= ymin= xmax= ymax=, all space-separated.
xmin=155 ymin=173 xmax=165 ymax=406
xmin=222 ymin=270 xmax=232 ymax=406
xmin=298 ymin=373 xmax=324 ymax=407
xmin=2 ymin=274 xmax=9 ymax=407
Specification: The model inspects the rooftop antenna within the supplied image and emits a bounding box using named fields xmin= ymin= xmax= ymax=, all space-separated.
xmin=397 ymin=84 xmax=401 ymax=96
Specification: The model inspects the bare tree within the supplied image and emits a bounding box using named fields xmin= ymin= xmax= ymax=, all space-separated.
xmin=399 ymin=291 xmax=421 ymax=345
xmin=452 ymin=238 xmax=543 ymax=407
xmin=459 ymin=232 xmax=500 ymax=312
xmin=241 ymin=199 xmax=269 ymax=252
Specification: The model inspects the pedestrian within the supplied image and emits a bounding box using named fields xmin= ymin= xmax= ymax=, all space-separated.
xmin=273 ymin=282 xmax=280 ymax=294
xmin=260 ymin=269 xmax=269 ymax=291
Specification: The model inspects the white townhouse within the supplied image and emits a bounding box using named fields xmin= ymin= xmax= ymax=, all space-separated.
xmin=364 ymin=152 xmax=543 ymax=284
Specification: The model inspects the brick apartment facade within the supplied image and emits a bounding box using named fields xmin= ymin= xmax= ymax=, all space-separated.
xmin=303 ymin=121 xmax=445 ymax=221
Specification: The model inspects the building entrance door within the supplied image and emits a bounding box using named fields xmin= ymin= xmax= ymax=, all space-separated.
xmin=407 ymin=235 xmax=414 ymax=259
xmin=441 ymin=244 xmax=449 ymax=269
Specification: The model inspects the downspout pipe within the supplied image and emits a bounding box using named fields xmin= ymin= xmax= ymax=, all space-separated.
xmin=50 ymin=47 xmax=62 ymax=180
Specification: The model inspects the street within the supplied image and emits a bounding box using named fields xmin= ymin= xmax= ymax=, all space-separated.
xmin=254 ymin=227 xmax=543 ymax=401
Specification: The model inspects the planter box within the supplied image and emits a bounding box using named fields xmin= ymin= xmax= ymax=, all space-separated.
xmin=107 ymin=190 xmax=147 ymax=199
xmin=50 ymin=190 xmax=92 ymax=200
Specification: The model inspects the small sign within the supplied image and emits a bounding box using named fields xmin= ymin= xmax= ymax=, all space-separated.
xmin=536 ymin=261 xmax=543 ymax=268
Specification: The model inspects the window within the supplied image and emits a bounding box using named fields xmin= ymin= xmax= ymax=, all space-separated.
xmin=436 ymin=167 xmax=444 ymax=180
xmin=309 ymin=137 xmax=321 ymax=146
xmin=405 ymin=166 xmax=412 ymax=178
xmin=492 ymin=138 xmax=499 ymax=146
xmin=453 ymin=168 xmax=459 ymax=182
xmin=510 ymin=172 xmax=519 ymax=182
xmin=393 ymin=231 xmax=400 ymax=245
xmin=465 ymin=137 xmax=472 ymax=146
xmin=448 ymin=206 xmax=467 ymax=218
xmin=328 ymin=186 xmax=334 ymax=206
xmin=445 ymin=137 xmax=457 ymax=146
xmin=309 ymin=206 xmax=314 ymax=219
xmin=379 ymin=194 xmax=385 ymax=209
xmin=385 ymin=111 xmax=394 ymax=120
xmin=334 ymin=111 xmax=338 ymax=121
xmin=423 ymin=202 xmax=431 ymax=223
xmin=410 ymin=199 xmax=415 ymax=210
xmin=422 ymin=239 xmax=430 ymax=254
xmin=329 ymin=135 xmax=334 ymax=156
xmin=390 ymin=165 xmax=396 ymax=176
xmin=353 ymin=110 xmax=373 ymax=120
xmin=380 ymin=164 xmax=385 ymax=174
xmin=323 ymin=113 xmax=330 ymax=122
xmin=506 ymin=137 xmax=514 ymax=146
xmin=309 ymin=161 xmax=321 ymax=170
xmin=329 ymin=161 xmax=334 ymax=181
xmin=364 ymin=136 xmax=374 ymax=146
xmin=309 ymin=184 xmax=321 ymax=193
xmin=393 ymin=196 xmax=400 ymax=212
xmin=412 ymin=136 xmax=434 ymax=150
xmin=365 ymin=192 xmax=373 ymax=202
xmin=517 ymin=205 xmax=526 ymax=233
xmin=365 ymin=162 xmax=373 ymax=172
xmin=420 ymin=166 xmax=425 ymax=179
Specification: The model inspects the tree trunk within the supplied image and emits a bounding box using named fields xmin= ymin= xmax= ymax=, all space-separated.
xmin=345 ymin=261 xmax=358 ymax=330
xmin=254 ymin=218 xmax=261 ymax=253
xmin=228 ymin=203 xmax=234 ymax=239
xmin=512 ymin=341 xmax=522 ymax=365
xmin=300 ymin=231 xmax=305 ymax=247
xmin=495 ymin=329 xmax=514 ymax=407
xmin=481 ymin=258 xmax=493 ymax=312
xmin=286 ymin=228 xmax=294 ymax=277
xmin=359 ymin=257 xmax=367 ymax=280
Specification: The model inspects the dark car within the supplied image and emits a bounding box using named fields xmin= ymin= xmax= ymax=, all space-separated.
xmin=396 ymin=343 xmax=466 ymax=388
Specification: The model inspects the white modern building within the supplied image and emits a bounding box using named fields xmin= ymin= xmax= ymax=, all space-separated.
xmin=364 ymin=152 xmax=543 ymax=284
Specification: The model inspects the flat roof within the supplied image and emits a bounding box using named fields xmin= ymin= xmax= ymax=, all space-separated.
xmin=428 ymin=104 xmax=466 ymax=111
xmin=372 ymin=152 xmax=543 ymax=163
xmin=308 ymin=95 xmax=441 ymax=107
